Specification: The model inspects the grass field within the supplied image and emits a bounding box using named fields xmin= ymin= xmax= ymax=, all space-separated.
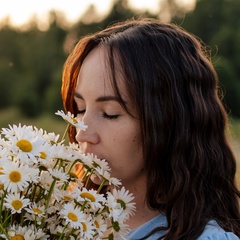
xmin=0 ymin=107 xmax=239 ymax=186
xmin=227 ymin=117 xmax=240 ymax=187
xmin=0 ymin=108 xmax=67 ymax=137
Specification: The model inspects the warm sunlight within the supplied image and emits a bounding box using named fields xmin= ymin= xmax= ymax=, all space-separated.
xmin=0 ymin=0 xmax=113 ymax=27
xmin=0 ymin=0 xmax=195 ymax=28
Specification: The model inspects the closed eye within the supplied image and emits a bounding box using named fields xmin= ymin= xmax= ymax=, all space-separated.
xmin=75 ymin=109 xmax=85 ymax=115
xmin=102 ymin=112 xmax=119 ymax=119
xmin=75 ymin=109 xmax=119 ymax=120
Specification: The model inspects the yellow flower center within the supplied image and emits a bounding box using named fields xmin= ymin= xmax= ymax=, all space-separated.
xmin=33 ymin=208 xmax=42 ymax=214
xmin=68 ymin=212 xmax=78 ymax=222
xmin=9 ymin=171 xmax=21 ymax=182
xmin=12 ymin=200 xmax=23 ymax=210
xmin=10 ymin=235 xmax=24 ymax=240
xmin=81 ymin=222 xmax=87 ymax=232
xmin=0 ymin=184 xmax=4 ymax=190
xmin=80 ymin=192 xmax=95 ymax=202
xmin=0 ymin=166 xmax=3 ymax=175
xmin=69 ymin=172 xmax=78 ymax=179
xmin=16 ymin=139 xmax=32 ymax=152
xmin=40 ymin=152 xmax=47 ymax=159
xmin=71 ymin=117 xmax=78 ymax=124
xmin=94 ymin=220 xmax=100 ymax=228
xmin=62 ymin=195 xmax=72 ymax=201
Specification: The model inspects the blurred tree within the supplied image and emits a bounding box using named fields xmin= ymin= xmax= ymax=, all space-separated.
xmin=174 ymin=0 xmax=240 ymax=118
xmin=0 ymin=29 xmax=21 ymax=107
xmin=0 ymin=13 xmax=67 ymax=117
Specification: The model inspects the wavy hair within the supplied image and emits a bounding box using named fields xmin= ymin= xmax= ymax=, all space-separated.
xmin=61 ymin=18 xmax=240 ymax=239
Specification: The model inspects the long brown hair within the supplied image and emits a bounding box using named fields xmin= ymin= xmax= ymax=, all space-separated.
xmin=62 ymin=18 xmax=240 ymax=239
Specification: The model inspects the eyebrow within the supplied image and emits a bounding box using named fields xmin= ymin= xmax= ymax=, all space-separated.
xmin=74 ymin=92 xmax=122 ymax=103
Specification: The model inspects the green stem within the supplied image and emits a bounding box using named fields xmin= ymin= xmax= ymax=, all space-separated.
xmin=81 ymin=200 xmax=87 ymax=211
xmin=0 ymin=223 xmax=9 ymax=239
xmin=62 ymin=124 xmax=70 ymax=142
xmin=40 ymin=178 xmax=57 ymax=228
xmin=0 ymin=190 xmax=7 ymax=222
xmin=97 ymin=179 xmax=107 ymax=193
xmin=45 ymin=178 xmax=57 ymax=210
xmin=58 ymin=224 xmax=68 ymax=240
xmin=2 ymin=213 xmax=11 ymax=228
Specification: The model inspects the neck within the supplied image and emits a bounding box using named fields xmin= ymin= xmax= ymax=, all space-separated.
xmin=120 ymin=176 xmax=160 ymax=230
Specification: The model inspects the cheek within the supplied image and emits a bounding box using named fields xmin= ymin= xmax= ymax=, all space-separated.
xmin=112 ymin=128 xmax=141 ymax=145
xmin=132 ymin=135 xmax=138 ymax=142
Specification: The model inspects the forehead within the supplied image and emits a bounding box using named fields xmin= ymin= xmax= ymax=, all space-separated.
xmin=76 ymin=46 xmax=127 ymax=99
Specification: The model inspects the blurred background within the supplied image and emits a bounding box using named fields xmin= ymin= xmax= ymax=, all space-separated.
xmin=0 ymin=0 xmax=239 ymax=174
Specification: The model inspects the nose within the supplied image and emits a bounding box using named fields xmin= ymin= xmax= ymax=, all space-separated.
xmin=75 ymin=114 xmax=100 ymax=146
xmin=75 ymin=128 xmax=99 ymax=145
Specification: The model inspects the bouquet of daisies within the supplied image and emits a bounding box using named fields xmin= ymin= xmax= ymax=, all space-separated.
xmin=0 ymin=110 xmax=136 ymax=240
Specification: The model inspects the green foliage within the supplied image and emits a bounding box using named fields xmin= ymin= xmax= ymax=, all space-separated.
xmin=174 ymin=0 xmax=240 ymax=118
xmin=0 ymin=108 xmax=66 ymax=137
xmin=0 ymin=15 xmax=67 ymax=117
xmin=214 ymin=58 xmax=240 ymax=117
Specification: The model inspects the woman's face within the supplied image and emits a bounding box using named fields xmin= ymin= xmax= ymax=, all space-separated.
xmin=74 ymin=46 xmax=145 ymax=188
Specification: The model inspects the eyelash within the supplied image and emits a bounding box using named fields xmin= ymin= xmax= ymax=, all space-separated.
xmin=102 ymin=112 xmax=119 ymax=119
xmin=75 ymin=110 xmax=119 ymax=120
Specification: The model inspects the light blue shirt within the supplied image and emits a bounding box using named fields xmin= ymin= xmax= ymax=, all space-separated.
xmin=127 ymin=214 xmax=239 ymax=239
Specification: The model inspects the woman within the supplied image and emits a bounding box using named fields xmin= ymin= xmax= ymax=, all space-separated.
xmin=61 ymin=18 xmax=240 ymax=239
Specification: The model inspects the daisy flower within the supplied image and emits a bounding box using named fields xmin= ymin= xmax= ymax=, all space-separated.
xmin=112 ymin=187 xmax=136 ymax=219
xmin=90 ymin=154 xmax=111 ymax=172
xmin=39 ymin=170 xmax=54 ymax=190
xmin=106 ymin=192 xmax=123 ymax=222
xmin=27 ymin=166 xmax=40 ymax=184
xmin=0 ymin=138 xmax=10 ymax=160
xmin=45 ymin=215 xmax=63 ymax=235
xmin=0 ymin=119 xmax=137 ymax=239
xmin=92 ymin=215 xmax=108 ymax=237
xmin=1 ymin=123 xmax=28 ymax=140
xmin=48 ymin=168 xmax=69 ymax=182
xmin=68 ymin=142 xmax=81 ymax=151
xmin=72 ymin=187 xmax=106 ymax=210
xmin=55 ymin=110 xmax=88 ymax=130
xmin=24 ymin=203 xmax=48 ymax=225
xmin=50 ymin=144 xmax=77 ymax=163
xmin=110 ymin=220 xmax=130 ymax=240
xmin=0 ymin=161 xmax=32 ymax=193
xmin=39 ymin=170 xmax=64 ymax=202
xmin=0 ymin=148 xmax=9 ymax=162
xmin=48 ymin=222 xmax=66 ymax=236
xmin=4 ymin=224 xmax=49 ymax=240
xmin=79 ymin=216 xmax=95 ymax=239
xmin=37 ymin=142 xmax=56 ymax=167
xmin=3 ymin=124 xmax=45 ymax=165
xmin=108 ymin=176 xmax=122 ymax=187
xmin=34 ymin=126 xmax=61 ymax=145
xmin=26 ymin=202 xmax=45 ymax=217
xmin=93 ymin=167 xmax=122 ymax=187
xmin=4 ymin=192 xmax=30 ymax=214
xmin=81 ymin=154 xmax=94 ymax=170
xmin=60 ymin=202 xmax=85 ymax=229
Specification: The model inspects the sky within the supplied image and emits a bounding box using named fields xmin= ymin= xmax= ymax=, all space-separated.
xmin=0 ymin=0 xmax=194 ymax=29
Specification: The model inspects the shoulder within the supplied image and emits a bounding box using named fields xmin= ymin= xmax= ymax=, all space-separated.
xmin=127 ymin=214 xmax=166 ymax=239
xmin=127 ymin=217 xmax=239 ymax=240
xmin=197 ymin=220 xmax=239 ymax=240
